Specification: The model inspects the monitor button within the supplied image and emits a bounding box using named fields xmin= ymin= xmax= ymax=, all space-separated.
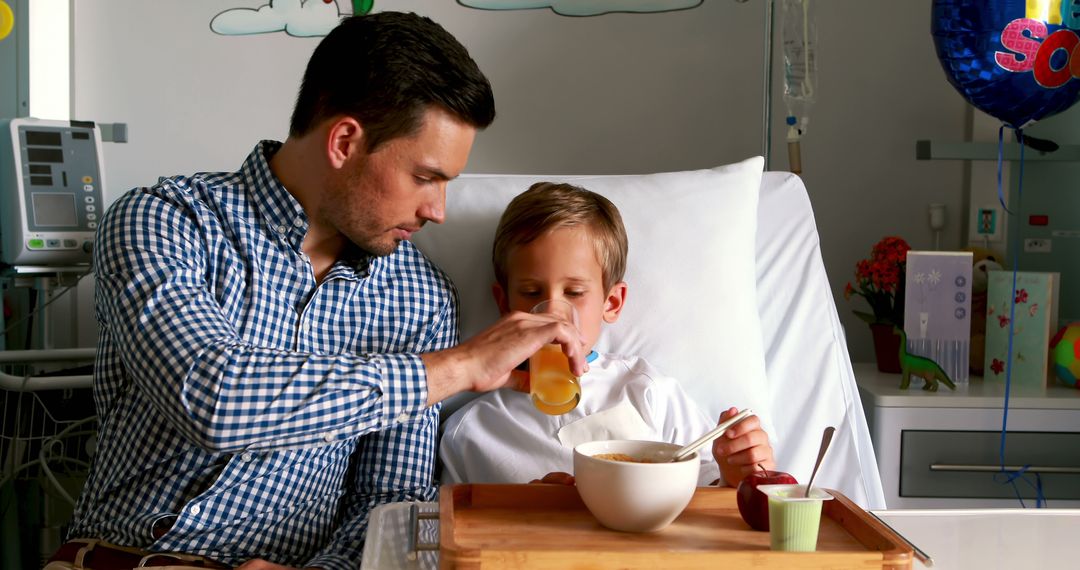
xmin=46 ymin=239 xmax=61 ymax=248
xmin=82 ymin=241 xmax=93 ymax=253
xmin=28 ymin=239 xmax=44 ymax=249
xmin=63 ymin=239 xmax=77 ymax=248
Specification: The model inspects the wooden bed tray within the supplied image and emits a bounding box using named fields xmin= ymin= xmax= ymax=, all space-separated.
xmin=439 ymin=484 xmax=912 ymax=569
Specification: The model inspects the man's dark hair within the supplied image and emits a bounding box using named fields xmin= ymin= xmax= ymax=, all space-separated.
xmin=289 ymin=11 xmax=496 ymax=151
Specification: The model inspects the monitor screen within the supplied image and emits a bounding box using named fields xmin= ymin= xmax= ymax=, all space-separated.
xmin=27 ymin=148 xmax=64 ymax=163
xmin=25 ymin=130 xmax=63 ymax=146
xmin=32 ymin=193 xmax=78 ymax=227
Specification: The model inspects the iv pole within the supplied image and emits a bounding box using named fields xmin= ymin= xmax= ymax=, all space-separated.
xmin=762 ymin=0 xmax=774 ymax=170
xmin=738 ymin=0 xmax=776 ymax=171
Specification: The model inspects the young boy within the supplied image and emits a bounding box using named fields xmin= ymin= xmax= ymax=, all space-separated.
xmin=438 ymin=182 xmax=774 ymax=487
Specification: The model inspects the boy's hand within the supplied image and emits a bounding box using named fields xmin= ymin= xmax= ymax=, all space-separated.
xmin=711 ymin=407 xmax=775 ymax=485
xmin=529 ymin=472 xmax=575 ymax=485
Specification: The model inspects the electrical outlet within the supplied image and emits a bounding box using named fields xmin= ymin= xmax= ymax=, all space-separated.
xmin=1024 ymin=238 xmax=1052 ymax=253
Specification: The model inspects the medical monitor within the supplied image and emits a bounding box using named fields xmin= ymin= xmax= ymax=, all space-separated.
xmin=0 ymin=118 xmax=104 ymax=266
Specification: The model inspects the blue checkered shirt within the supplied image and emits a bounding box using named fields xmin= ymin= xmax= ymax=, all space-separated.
xmin=68 ymin=141 xmax=456 ymax=570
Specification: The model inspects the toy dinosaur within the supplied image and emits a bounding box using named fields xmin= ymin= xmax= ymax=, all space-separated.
xmin=892 ymin=327 xmax=956 ymax=391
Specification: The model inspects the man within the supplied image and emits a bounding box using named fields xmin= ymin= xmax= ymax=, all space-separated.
xmin=49 ymin=12 xmax=586 ymax=570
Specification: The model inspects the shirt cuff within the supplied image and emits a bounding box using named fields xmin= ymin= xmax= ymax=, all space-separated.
xmin=377 ymin=353 xmax=430 ymax=424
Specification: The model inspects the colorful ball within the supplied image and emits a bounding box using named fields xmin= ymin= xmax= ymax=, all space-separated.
xmin=1050 ymin=323 xmax=1080 ymax=388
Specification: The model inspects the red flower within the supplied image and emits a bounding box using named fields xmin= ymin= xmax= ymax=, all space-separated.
xmin=1015 ymin=289 xmax=1028 ymax=304
xmin=846 ymin=236 xmax=911 ymax=326
xmin=998 ymin=315 xmax=1010 ymax=328
xmin=991 ymin=358 xmax=1004 ymax=375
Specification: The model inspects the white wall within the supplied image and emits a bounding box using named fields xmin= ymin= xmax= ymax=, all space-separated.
xmin=71 ymin=0 xmax=969 ymax=362
xmin=28 ymin=0 xmax=70 ymax=120
xmin=786 ymin=1 xmax=967 ymax=360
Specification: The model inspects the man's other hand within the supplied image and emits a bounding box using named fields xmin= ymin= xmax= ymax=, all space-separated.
xmin=236 ymin=559 xmax=321 ymax=570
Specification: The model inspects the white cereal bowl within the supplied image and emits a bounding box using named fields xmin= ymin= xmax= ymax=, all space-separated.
xmin=573 ymin=439 xmax=700 ymax=533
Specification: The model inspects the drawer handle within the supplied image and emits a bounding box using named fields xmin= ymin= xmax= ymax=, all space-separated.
xmin=930 ymin=463 xmax=1080 ymax=474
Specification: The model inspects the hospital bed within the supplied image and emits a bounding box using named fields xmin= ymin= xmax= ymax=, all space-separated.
xmin=411 ymin=156 xmax=886 ymax=509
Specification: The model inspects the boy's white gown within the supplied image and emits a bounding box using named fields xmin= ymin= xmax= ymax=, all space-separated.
xmin=439 ymin=353 xmax=723 ymax=486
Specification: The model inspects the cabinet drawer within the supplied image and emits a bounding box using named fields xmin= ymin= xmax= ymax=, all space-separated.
xmin=900 ymin=430 xmax=1080 ymax=500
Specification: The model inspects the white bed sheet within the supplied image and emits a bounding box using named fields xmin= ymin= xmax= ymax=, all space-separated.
xmin=756 ymin=172 xmax=885 ymax=509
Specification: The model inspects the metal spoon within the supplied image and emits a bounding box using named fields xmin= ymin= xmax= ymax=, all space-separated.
xmin=804 ymin=426 xmax=835 ymax=497
xmin=668 ymin=408 xmax=754 ymax=463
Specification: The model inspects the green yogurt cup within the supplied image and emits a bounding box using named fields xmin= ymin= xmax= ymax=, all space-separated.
xmin=758 ymin=484 xmax=834 ymax=552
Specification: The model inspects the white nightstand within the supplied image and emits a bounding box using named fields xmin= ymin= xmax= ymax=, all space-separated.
xmin=854 ymin=362 xmax=1080 ymax=509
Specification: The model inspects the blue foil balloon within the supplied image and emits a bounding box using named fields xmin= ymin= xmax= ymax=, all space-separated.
xmin=932 ymin=0 xmax=1080 ymax=128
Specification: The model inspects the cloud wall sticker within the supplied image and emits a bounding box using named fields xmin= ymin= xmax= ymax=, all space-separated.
xmin=211 ymin=0 xmax=346 ymax=37
xmin=457 ymin=0 xmax=702 ymax=17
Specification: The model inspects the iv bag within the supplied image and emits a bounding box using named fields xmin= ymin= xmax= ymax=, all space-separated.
xmin=782 ymin=0 xmax=816 ymax=136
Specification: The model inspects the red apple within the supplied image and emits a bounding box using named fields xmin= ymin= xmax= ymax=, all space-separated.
xmin=736 ymin=465 xmax=798 ymax=531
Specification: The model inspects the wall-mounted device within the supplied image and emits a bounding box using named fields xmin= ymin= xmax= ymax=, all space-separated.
xmin=0 ymin=117 xmax=105 ymax=266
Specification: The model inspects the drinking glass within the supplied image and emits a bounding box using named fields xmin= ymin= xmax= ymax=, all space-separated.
xmin=529 ymin=299 xmax=581 ymax=415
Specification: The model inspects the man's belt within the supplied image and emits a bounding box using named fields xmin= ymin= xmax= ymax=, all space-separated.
xmin=48 ymin=539 xmax=231 ymax=569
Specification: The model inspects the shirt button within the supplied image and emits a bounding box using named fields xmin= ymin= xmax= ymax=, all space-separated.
xmin=189 ymin=505 xmax=201 ymax=516
xmin=323 ymin=432 xmax=335 ymax=442
xmin=396 ymin=412 xmax=410 ymax=423
xmin=241 ymin=452 xmax=253 ymax=462
xmin=276 ymin=225 xmax=287 ymax=234
xmin=292 ymin=217 xmax=304 ymax=228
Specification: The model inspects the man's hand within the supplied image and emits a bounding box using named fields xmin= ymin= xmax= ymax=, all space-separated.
xmin=710 ymin=407 xmax=775 ymax=485
xmin=421 ymin=310 xmax=587 ymax=405
xmin=235 ymin=559 xmax=319 ymax=570
xmin=529 ymin=471 xmax=575 ymax=485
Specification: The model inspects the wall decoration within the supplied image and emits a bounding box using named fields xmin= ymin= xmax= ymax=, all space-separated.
xmin=209 ymin=0 xmax=700 ymax=38
xmin=457 ymin=0 xmax=702 ymax=17
xmin=211 ymin=0 xmax=372 ymax=37
xmin=0 ymin=0 xmax=14 ymax=43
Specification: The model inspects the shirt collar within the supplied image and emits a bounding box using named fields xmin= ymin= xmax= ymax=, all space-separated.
xmin=241 ymin=141 xmax=374 ymax=278
xmin=242 ymin=141 xmax=308 ymax=249
xmin=335 ymin=243 xmax=377 ymax=280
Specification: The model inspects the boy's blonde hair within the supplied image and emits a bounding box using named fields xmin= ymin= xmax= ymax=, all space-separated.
xmin=492 ymin=182 xmax=628 ymax=291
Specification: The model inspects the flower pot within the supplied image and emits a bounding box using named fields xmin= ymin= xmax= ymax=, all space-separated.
xmin=869 ymin=323 xmax=902 ymax=373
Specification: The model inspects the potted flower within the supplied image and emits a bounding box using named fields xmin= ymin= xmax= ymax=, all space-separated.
xmin=844 ymin=236 xmax=911 ymax=372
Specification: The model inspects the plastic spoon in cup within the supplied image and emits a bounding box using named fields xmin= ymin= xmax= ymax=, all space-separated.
xmin=668 ymin=408 xmax=754 ymax=463
xmin=804 ymin=426 xmax=835 ymax=497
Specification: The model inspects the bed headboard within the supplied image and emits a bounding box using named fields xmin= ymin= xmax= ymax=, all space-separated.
xmin=411 ymin=158 xmax=886 ymax=509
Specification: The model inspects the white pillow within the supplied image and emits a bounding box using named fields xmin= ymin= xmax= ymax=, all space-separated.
xmin=411 ymin=157 xmax=770 ymax=428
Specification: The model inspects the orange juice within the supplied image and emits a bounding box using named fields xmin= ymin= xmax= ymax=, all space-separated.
xmin=529 ymin=343 xmax=581 ymax=415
